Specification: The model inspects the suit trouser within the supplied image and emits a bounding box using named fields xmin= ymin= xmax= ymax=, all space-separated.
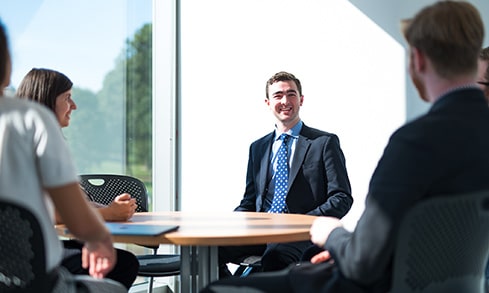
xmin=218 ymin=240 xmax=313 ymax=277
xmin=202 ymin=261 xmax=371 ymax=293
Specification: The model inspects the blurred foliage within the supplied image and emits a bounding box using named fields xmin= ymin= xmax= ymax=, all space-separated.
xmin=64 ymin=23 xmax=153 ymax=188
xmin=126 ymin=23 xmax=152 ymax=178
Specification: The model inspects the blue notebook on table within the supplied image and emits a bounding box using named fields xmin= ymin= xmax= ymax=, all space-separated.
xmin=105 ymin=223 xmax=179 ymax=236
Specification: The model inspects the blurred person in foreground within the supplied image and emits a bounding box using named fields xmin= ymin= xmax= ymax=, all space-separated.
xmin=0 ymin=20 xmax=125 ymax=292
xmin=202 ymin=1 xmax=489 ymax=292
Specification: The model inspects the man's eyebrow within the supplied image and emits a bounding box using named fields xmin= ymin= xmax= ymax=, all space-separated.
xmin=272 ymin=90 xmax=285 ymax=96
xmin=272 ymin=89 xmax=297 ymax=96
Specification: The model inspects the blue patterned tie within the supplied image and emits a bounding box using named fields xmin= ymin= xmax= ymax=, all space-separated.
xmin=270 ymin=133 xmax=290 ymax=213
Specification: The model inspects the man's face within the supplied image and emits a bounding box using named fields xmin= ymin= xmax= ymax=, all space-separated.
xmin=477 ymin=59 xmax=489 ymax=101
xmin=265 ymin=80 xmax=303 ymax=127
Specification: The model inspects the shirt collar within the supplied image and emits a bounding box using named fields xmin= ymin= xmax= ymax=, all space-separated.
xmin=275 ymin=120 xmax=303 ymax=140
xmin=436 ymin=83 xmax=480 ymax=101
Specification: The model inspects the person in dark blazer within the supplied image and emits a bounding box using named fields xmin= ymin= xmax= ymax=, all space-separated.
xmin=206 ymin=1 xmax=489 ymax=292
xmin=219 ymin=71 xmax=353 ymax=277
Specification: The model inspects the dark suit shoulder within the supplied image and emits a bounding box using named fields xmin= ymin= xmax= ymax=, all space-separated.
xmin=250 ymin=124 xmax=341 ymax=147
xmin=390 ymin=90 xmax=489 ymax=144
xmin=249 ymin=132 xmax=274 ymax=150
xmin=300 ymin=124 xmax=339 ymax=140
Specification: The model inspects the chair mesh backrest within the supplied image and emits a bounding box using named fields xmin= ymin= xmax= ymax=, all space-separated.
xmin=79 ymin=174 xmax=149 ymax=212
xmin=391 ymin=190 xmax=489 ymax=293
xmin=0 ymin=200 xmax=47 ymax=291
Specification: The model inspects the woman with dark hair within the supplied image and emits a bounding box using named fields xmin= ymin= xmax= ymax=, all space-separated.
xmin=17 ymin=68 xmax=75 ymax=127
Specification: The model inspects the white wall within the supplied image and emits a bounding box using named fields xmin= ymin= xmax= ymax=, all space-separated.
xmin=348 ymin=0 xmax=489 ymax=121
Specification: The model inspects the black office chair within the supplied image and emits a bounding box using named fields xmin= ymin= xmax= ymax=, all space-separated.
xmin=0 ymin=199 xmax=55 ymax=292
xmin=79 ymin=174 xmax=181 ymax=293
xmin=0 ymin=198 xmax=126 ymax=293
xmin=390 ymin=190 xmax=489 ymax=293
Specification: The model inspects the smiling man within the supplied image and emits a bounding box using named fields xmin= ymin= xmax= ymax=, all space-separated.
xmin=218 ymin=71 xmax=353 ymax=278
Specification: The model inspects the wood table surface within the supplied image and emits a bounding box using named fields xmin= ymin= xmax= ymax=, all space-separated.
xmin=101 ymin=211 xmax=317 ymax=246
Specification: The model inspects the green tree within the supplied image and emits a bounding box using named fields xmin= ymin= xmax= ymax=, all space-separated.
xmin=65 ymin=23 xmax=153 ymax=182
xmin=125 ymin=23 xmax=153 ymax=179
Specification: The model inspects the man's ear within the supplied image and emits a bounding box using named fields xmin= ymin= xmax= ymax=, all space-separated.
xmin=411 ymin=47 xmax=426 ymax=73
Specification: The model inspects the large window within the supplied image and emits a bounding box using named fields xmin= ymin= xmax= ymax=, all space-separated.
xmin=2 ymin=1 xmax=159 ymax=289
xmin=1 ymin=0 xmax=153 ymax=197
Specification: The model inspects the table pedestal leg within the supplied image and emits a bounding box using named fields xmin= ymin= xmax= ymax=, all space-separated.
xmin=180 ymin=246 xmax=219 ymax=293
xmin=180 ymin=246 xmax=191 ymax=293
xmin=198 ymin=246 xmax=218 ymax=288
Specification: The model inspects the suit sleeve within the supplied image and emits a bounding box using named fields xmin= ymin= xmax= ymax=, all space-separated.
xmin=324 ymin=127 xmax=438 ymax=286
xmin=307 ymin=134 xmax=353 ymax=218
xmin=234 ymin=144 xmax=258 ymax=212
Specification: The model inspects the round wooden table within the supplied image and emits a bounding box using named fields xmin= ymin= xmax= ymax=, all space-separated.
xmin=58 ymin=211 xmax=318 ymax=293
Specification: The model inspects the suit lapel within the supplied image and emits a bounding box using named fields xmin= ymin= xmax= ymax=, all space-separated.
xmin=289 ymin=127 xmax=311 ymax=190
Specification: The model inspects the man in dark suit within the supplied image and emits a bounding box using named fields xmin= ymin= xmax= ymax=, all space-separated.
xmin=207 ymin=1 xmax=489 ymax=292
xmin=219 ymin=71 xmax=353 ymax=277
